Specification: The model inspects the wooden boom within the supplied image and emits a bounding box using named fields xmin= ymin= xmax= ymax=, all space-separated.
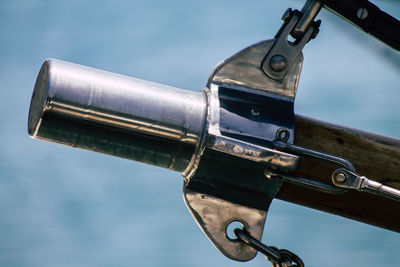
xmin=276 ymin=115 xmax=400 ymax=232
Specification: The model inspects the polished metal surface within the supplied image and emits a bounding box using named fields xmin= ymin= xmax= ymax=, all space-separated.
xmin=261 ymin=12 xmax=315 ymax=81
xmin=269 ymin=55 xmax=287 ymax=72
xmin=184 ymin=33 xmax=304 ymax=261
xmin=204 ymin=83 xmax=299 ymax=172
xmin=265 ymin=170 xmax=346 ymax=194
xmin=333 ymin=169 xmax=400 ymax=202
xmin=268 ymin=140 xmax=355 ymax=194
xmin=210 ymin=134 xmax=299 ymax=172
xmin=183 ymin=189 xmax=267 ymax=261
xmin=273 ymin=141 xmax=355 ymax=172
xmin=207 ymin=40 xmax=303 ymax=99
xmin=28 ymin=59 xmax=207 ymax=171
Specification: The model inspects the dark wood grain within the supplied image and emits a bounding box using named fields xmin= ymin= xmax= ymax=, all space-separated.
xmin=276 ymin=115 xmax=400 ymax=232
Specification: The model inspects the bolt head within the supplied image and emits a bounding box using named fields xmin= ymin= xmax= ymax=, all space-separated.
xmin=335 ymin=172 xmax=347 ymax=183
xmin=269 ymin=55 xmax=287 ymax=72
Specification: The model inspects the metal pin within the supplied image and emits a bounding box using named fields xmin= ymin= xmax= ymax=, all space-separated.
xmin=335 ymin=172 xmax=347 ymax=183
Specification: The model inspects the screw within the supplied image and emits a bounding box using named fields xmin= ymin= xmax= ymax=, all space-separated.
xmin=356 ymin=8 xmax=368 ymax=20
xmin=269 ymin=55 xmax=287 ymax=72
xmin=335 ymin=172 xmax=347 ymax=183
xmin=250 ymin=108 xmax=260 ymax=117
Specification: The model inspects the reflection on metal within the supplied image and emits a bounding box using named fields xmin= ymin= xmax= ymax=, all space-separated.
xmin=26 ymin=0 xmax=400 ymax=265
xmin=205 ymin=84 xmax=299 ymax=173
xmin=27 ymin=55 xmax=304 ymax=261
xmin=183 ymin=190 xmax=266 ymax=261
xmin=28 ymin=59 xmax=207 ymax=172
xmin=266 ymin=170 xmax=346 ymax=194
xmin=184 ymin=24 xmax=304 ymax=259
xmin=210 ymin=134 xmax=299 ymax=172
xmin=333 ymin=169 xmax=400 ymax=202
xmin=267 ymin=140 xmax=355 ymax=194
xmin=208 ymin=40 xmax=302 ymax=99
xmin=273 ymin=141 xmax=355 ymax=171
xmin=261 ymin=9 xmax=319 ymax=81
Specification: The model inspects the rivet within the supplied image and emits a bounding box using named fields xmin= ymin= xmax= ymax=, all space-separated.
xmin=269 ymin=55 xmax=287 ymax=72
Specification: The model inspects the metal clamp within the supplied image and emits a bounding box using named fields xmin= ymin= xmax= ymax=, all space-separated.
xmin=183 ymin=0 xmax=323 ymax=262
xmin=184 ymin=35 xmax=305 ymax=262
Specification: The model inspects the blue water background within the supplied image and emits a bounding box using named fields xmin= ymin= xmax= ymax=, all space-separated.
xmin=0 ymin=0 xmax=399 ymax=266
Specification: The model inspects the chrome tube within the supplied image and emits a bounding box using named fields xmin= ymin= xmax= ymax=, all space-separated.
xmin=28 ymin=59 xmax=207 ymax=172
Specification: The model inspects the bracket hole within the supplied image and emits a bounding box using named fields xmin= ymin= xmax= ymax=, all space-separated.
xmin=226 ymin=220 xmax=245 ymax=241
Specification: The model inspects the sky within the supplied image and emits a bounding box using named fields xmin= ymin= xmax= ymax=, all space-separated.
xmin=0 ymin=0 xmax=399 ymax=266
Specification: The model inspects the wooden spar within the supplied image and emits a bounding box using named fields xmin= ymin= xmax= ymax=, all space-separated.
xmin=276 ymin=114 xmax=400 ymax=232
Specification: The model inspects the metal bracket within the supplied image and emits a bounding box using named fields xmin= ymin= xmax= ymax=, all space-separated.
xmin=183 ymin=38 xmax=304 ymax=261
xmin=182 ymin=1 xmax=323 ymax=262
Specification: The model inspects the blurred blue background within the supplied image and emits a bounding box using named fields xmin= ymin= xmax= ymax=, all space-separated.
xmin=1 ymin=0 xmax=399 ymax=266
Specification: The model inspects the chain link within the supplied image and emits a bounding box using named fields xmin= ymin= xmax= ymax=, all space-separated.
xmin=234 ymin=229 xmax=304 ymax=267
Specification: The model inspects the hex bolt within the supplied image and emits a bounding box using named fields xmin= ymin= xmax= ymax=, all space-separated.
xmin=356 ymin=8 xmax=368 ymax=20
xmin=335 ymin=172 xmax=347 ymax=183
xmin=269 ymin=55 xmax=287 ymax=72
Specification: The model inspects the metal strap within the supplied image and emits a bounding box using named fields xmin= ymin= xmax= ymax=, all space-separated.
xmin=266 ymin=140 xmax=353 ymax=194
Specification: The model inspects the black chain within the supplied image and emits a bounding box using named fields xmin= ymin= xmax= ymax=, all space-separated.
xmin=234 ymin=229 xmax=304 ymax=267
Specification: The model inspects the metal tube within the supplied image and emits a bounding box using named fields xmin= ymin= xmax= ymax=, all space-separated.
xmin=28 ymin=59 xmax=207 ymax=172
